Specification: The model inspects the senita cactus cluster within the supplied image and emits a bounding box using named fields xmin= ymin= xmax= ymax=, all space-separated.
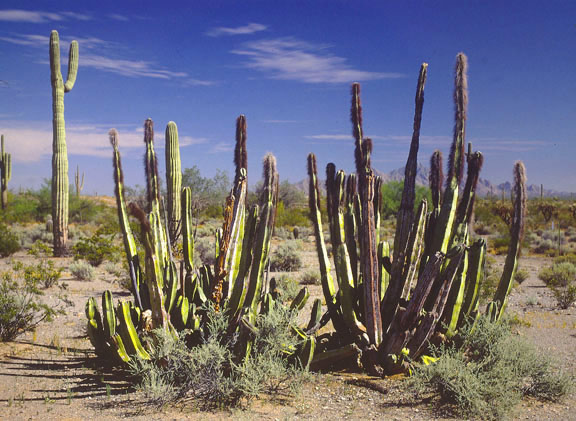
xmin=307 ymin=53 xmax=526 ymax=374
xmin=50 ymin=30 xmax=78 ymax=256
xmin=0 ymin=135 xmax=11 ymax=209
xmin=85 ymin=117 xmax=318 ymax=367
xmin=82 ymin=52 xmax=525 ymax=378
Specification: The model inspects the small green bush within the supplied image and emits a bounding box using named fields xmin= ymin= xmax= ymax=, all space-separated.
xmin=13 ymin=224 xmax=52 ymax=249
xmin=273 ymin=275 xmax=300 ymax=302
xmin=0 ymin=223 xmax=20 ymax=257
xmin=293 ymin=225 xmax=312 ymax=240
xmin=12 ymin=259 xmax=62 ymax=289
xmin=270 ymin=241 xmax=302 ymax=272
xmin=103 ymin=261 xmax=124 ymax=277
xmin=538 ymin=262 xmax=576 ymax=309
xmin=300 ymin=269 xmax=321 ymax=286
xmin=479 ymin=256 xmax=499 ymax=303
xmin=410 ymin=317 xmax=573 ymax=420
xmin=275 ymin=201 xmax=310 ymax=227
xmin=553 ymin=253 xmax=576 ymax=266
xmin=514 ymin=267 xmax=529 ymax=284
xmin=27 ymin=240 xmax=52 ymax=257
xmin=538 ymin=262 xmax=576 ymax=286
xmin=72 ymin=228 xmax=120 ymax=266
xmin=0 ymin=266 xmax=63 ymax=341
xmin=273 ymin=226 xmax=292 ymax=240
xmin=69 ymin=260 xmax=95 ymax=281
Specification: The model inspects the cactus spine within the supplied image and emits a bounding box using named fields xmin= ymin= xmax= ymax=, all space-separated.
xmin=165 ymin=121 xmax=182 ymax=244
xmin=0 ymin=135 xmax=11 ymax=209
xmin=50 ymin=30 xmax=78 ymax=256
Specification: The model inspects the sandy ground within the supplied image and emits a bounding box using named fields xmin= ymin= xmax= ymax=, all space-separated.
xmin=0 ymin=243 xmax=574 ymax=420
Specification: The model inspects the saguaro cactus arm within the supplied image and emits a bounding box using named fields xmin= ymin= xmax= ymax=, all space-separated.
xmin=165 ymin=121 xmax=182 ymax=243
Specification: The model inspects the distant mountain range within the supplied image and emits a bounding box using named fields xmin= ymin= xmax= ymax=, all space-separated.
xmin=373 ymin=164 xmax=573 ymax=198
xmin=295 ymin=163 xmax=573 ymax=198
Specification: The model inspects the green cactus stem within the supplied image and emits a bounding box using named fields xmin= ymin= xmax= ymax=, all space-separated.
xmin=489 ymin=161 xmax=526 ymax=320
xmin=109 ymin=129 xmax=146 ymax=309
xmin=244 ymin=153 xmax=279 ymax=312
xmin=0 ymin=135 xmax=11 ymax=210
xmin=50 ymin=30 xmax=78 ymax=256
xmin=165 ymin=121 xmax=182 ymax=244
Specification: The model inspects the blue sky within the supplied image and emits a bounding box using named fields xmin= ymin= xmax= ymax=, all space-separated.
xmin=0 ymin=1 xmax=575 ymax=194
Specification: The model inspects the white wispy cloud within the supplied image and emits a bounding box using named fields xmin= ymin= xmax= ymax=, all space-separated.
xmin=206 ymin=23 xmax=267 ymax=37
xmin=209 ymin=142 xmax=234 ymax=153
xmin=0 ymin=9 xmax=91 ymax=23
xmin=108 ymin=13 xmax=129 ymax=22
xmin=0 ymin=33 xmax=214 ymax=84
xmin=0 ymin=122 xmax=207 ymax=162
xmin=232 ymin=38 xmax=404 ymax=83
xmin=0 ymin=34 xmax=49 ymax=46
xmin=81 ymin=54 xmax=188 ymax=79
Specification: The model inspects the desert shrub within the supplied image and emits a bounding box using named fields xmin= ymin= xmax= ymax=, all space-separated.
xmin=478 ymin=256 xmax=499 ymax=303
xmin=130 ymin=304 xmax=308 ymax=407
xmin=270 ymin=241 xmax=302 ymax=272
xmin=538 ymin=262 xmax=576 ymax=309
xmin=538 ymin=262 xmax=576 ymax=286
xmin=0 ymin=266 xmax=63 ymax=341
xmin=275 ymin=201 xmax=310 ymax=227
xmin=273 ymin=226 xmax=292 ymax=240
xmin=194 ymin=236 xmax=216 ymax=267
xmin=69 ymin=260 xmax=95 ymax=281
xmin=553 ymin=253 xmax=576 ymax=266
xmin=273 ymin=275 xmax=300 ymax=302
xmin=72 ymin=228 xmax=120 ymax=266
xmin=69 ymin=196 xmax=109 ymax=224
xmin=27 ymin=240 xmax=52 ymax=257
xmin=514 ymin=267 xmax=529 ymax=284
xmin=103 ymin=261 xmax=124 ymax=277
xmin=12 ymin=259 xmax=62 ymax=289
xmin=473 ymin=223 xmax=491 ymax=235
xmin=292 ymin=225 xmax=312 ymax=240
xmin=380 ymin=181 xmax=431 ymax=219
xmin=490 ymin=234 xmax=510 ymax=255
xmin=542 ymin=229 xmax=564 ymax=243
xmin=300 ymin=269 xmax=321 ymax=285
xmin=0 ymin=223 xmax=20 ymax=257
xmin=533 ymin=239 xmax=556 ymax=255
xmin=410 ymin=317 xmax=573 ymax=420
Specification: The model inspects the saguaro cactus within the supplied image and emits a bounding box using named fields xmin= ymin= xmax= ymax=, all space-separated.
xmin=0 ymin=135 xmax=11 ymax=209
xmin=50 ymin=30 xmax=78 ymax=256
xmin=74 ymin=165 xmax=84 ymax=197
xmin=165 ymin=121 xmax=182 ymax=244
